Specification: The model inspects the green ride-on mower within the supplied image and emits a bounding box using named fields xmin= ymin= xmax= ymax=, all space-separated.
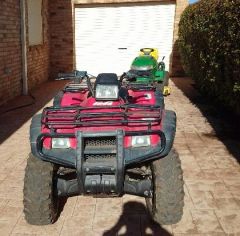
xmin=126 ymin=48 xmax=171 ymax=95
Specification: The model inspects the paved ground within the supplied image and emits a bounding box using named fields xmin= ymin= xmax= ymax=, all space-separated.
xmin=0 ymin=78 xmax=239 ymax=236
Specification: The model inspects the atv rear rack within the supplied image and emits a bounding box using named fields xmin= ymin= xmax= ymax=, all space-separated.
xmin=63 ymin=82 xmax=88 ymax=92
xmin=41 ymin=104 xmax=162 ymax=128
xmin=126 ymin=82 xmax=156 ymax=91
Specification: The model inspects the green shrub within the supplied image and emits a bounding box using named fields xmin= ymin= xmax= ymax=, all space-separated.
xmin=178 ymin=0 xmax=240 ymax=113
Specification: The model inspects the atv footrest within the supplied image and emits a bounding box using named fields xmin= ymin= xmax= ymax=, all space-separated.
xmin=76 ymin=130 xmax=124 ymax=195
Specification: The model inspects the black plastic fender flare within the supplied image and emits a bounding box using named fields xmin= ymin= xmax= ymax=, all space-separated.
xmin=160 ymin=110 xmax=176 ymax=157
xmin=29 ymin=114 xmax=42 ymax=158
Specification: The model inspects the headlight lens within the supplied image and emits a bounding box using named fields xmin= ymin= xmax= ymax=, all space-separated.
xmin=95 ymin=85 xmax=119 ymax=100
xmin=52 ymin=138 xmax=70 ymax=149
xmin=132 ymin=135 xmax=151 ymax=147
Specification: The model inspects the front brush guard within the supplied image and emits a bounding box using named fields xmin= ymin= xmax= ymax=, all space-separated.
xmin=31 ymin=110 xmax=176 ymax=196
xmin=34 ymin=129 xmax=166 ymax=168
xmin=33 ymin=130 xmax=165 ymax=196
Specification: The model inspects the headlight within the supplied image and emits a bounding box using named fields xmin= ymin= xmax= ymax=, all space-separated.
xmin=52 ymin=138 xmax=70 ymax=149
xmin=95 ymin=84 xmax=119 ymax=100
xmin=132 ymin=135 xmax=151 ymax=147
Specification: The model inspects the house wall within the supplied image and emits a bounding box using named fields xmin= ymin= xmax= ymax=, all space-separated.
xmin=0 ymin=0 xmax=187 ymax=106
xmin=49 ymin=0 xmax=187 ymax=78
xmin=27 ymin=0 xmax=50 ymax=90
xmin=0 ymin=0 xmax=50 ymax=106
xmin=0 ymin=0 xmax=22 ymax=105
xmin=49 ymin=0 xmax=74 ymax=79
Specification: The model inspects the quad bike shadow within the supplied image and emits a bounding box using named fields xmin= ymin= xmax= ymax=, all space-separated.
xmin=103 ymin=201 xmax=172 ymax=236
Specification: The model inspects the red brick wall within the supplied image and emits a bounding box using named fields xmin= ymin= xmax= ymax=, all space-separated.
xmin=0 ymin=0 xmax=22 ymax=105
xmin=170 ymin=0 xmax=189 ymax=76
xmin=49 ymin=0 xmax=74 ymax=79
xmin=27 ymin=0 xmax=50 ymax=90
xmin=0 ymin=0 xmax=50 ymax=106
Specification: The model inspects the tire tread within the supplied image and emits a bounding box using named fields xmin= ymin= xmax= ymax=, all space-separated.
xmin=23 ymin=153 xmax=58 ymax=225
xmin=147 ymin=148 xmax=184 ymax=225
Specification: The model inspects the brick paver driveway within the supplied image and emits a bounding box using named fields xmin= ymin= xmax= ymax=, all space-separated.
xmin=0 ymin=78 xmax=239 ymax=235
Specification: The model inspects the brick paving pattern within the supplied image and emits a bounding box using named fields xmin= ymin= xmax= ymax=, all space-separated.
xmin=0 ymin=78 xmax=239 ymax=235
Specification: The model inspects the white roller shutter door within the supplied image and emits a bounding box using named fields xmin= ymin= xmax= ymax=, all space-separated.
xmin=75 ymin=3 xmax=176 ymax=75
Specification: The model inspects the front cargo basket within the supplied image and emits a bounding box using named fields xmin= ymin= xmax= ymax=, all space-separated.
xmin=41 ymin=104 xmax=163 ymax=128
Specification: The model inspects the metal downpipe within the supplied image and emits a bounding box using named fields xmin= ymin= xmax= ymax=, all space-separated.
xmin=20 ymin=0 xmax=28 ymax=95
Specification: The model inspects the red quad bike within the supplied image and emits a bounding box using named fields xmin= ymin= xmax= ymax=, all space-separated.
xmin=23 ymin=72 xmax=184 ymax=225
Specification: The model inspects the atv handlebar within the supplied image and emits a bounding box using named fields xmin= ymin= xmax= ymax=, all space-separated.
xmin=57 ymin=70 xmax=87 ymax=79
xmin=56 ymin=70 xmax=96 ymax=95
xmin=86 ymin=74 xmax=94 ymax=96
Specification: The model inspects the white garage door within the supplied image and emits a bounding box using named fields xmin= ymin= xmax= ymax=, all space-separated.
xmin=75 ymin=3 xmax=176 ymax=76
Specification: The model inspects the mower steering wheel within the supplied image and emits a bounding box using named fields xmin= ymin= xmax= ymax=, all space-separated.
xmin=140 ymin=48 xmax=154 ymax=55
xmin=120 ymin=72 xmax=130 ymax=86
xmin=119 ymin=72 xmax=136 ymax=83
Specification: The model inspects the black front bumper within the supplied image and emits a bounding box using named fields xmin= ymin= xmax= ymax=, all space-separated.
xmin=33 ymin=129 xmax=166 ymax=196
xmin=34 ymin=129 xmax=166 ymax=168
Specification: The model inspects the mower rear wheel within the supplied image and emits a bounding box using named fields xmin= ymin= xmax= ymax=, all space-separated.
xmin=23 ymin=153 xmax=59 ymax=225
xmin=146 ymin=148 xmax=184 ymax=225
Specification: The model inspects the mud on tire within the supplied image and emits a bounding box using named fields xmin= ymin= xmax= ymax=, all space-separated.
xmin=146 ymin=148 xmax=184 ymax=225
xmin=23 ymin=153 xmax=59 ymax=225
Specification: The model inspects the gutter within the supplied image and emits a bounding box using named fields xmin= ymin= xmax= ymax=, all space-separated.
xmin=20 ymin=0 xmax=28 ymax=95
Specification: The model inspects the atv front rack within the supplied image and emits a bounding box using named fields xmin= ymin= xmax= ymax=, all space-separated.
xmin=41 ymin=104 xmax=162 ymax=129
